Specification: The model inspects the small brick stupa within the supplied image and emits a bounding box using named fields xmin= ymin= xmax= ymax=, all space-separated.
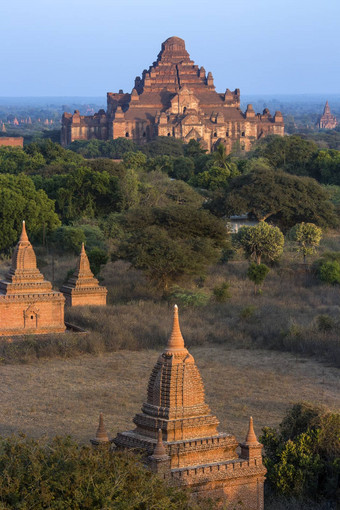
xmin=0 ymin=221 xmax=65 ymax=336
xmin=114 ymin=305 xmax=266 ymax=509
xmin=60 ymin=243 xmax=107 ymax=307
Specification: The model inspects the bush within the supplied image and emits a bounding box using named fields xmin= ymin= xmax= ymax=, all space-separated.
xmin=0 ymin=435 xmax=197 ymax=509
xmin=247 ymin=262 xmax=270 ymax=294
xmin=316 ymin=315 xmax=336 ymax=332
xmin=260 ymin=403 xmax=340 ymax=504
xmin=167 ymin=287 xmax=210 ymax=308
xmin=318 ymin=260 xmax=340 ymax=285
xmin=213 ymin=282 xmax=231 ymax=302
xmin=88 ymin=248 xmax=109 ymax=277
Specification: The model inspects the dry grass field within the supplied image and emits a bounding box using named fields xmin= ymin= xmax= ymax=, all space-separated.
xmin=0 ymin=346 xmax=338 ymax=444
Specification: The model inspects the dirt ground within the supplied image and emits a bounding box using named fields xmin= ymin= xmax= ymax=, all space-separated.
xmin=0 ymin=346 xmax=338 ymax=443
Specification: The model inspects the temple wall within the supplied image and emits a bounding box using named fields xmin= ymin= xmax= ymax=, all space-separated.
xmin=0 ymin=137 xmax=24 ymax=148
xmin=0 ymin=296 xmax=65 ymax=335
xmin=64 ymin=291 xmax=107 ymax=307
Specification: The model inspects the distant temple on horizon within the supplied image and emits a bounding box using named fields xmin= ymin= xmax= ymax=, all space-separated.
xmin=317 ymin=101 xmax=338 ymax=130
xmin=61 ymin=37 xmax=284 ymax=152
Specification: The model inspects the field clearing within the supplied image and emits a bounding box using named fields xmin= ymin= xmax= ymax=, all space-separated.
xmin=0 ymin=346 xmax=338 ymax=443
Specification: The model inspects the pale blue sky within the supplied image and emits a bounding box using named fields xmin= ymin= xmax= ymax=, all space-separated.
xmin=2 ymin=0 xmax=340 ymax=96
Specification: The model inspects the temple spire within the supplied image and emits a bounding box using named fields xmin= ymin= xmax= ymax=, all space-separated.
xmin=91 ymin=412 xmax=109 ymax=445
xmin=166 ymin=305 xmax=185 ymax=351
xmin=153 ymin=429 xmax=167 ymax=457
xmin=245 ymin=416 xmax=258 ymax=444
xmin=19 ymin=220 xmax=29 ymax=243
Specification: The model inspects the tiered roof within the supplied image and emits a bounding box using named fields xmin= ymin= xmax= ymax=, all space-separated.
xmin=114 ymin=305 xmax=239 ymax=465
xmin=60 ymin=243 xmax=107 ymax=306
xmin=0 ymin=221 xmax=53 ymax=296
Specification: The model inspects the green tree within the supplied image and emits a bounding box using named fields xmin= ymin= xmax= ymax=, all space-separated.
xmin=254 ymin=135 xmax=318 ymax=176
xmin=247 ymin=262 xmax=270 ymax=294
xmin=288 ymin=223 xmax=322 ymax=264
xmin=117 ymin=205 xmax=226 ymax=291
xmin=88 ymin=247 xmax=109 ymax=276
xmin=141 ymin=136 xmax=184 ymax=157
xmin=0 ymin=435 xmax=198 ymax=509
xmin=318 ymin=260 xmax=340 ymax=285
xmin=261 ymin=403 xmax=340 ymax=503
xmin=209 ymin=168 xmax=337 ymax=230
xmin=236 ymin=222 xmax=284 ymax=265
xmin=0 ymin=173 xmax=60 ymax=252
xmin=123 ymin=150 xmax=147 ymax=170
xmin=170 ymin=156 xmax=195 ymax=181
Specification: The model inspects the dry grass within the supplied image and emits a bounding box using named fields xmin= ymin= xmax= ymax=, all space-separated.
xmin=0 ymin=346 xmax=338 ymax=444
xmin=1 ymin=242 xmax=340 ymax=366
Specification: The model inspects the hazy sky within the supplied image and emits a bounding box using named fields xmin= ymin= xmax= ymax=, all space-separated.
xmin=2 ymin=0 xmax=340 ymax=96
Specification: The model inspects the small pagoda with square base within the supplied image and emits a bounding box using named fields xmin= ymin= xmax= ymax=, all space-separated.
xmin=60 ymin=243 xmax=107 ymax=307
xmin=113 ymin=305 xmax=266 ymax=509
xmin=0 ymin=221 xmax=65 ymax=336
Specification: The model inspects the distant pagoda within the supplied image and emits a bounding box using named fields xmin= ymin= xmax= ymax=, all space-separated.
xmin=113 ymin=305 xmax=266 ymax=509
xmin=317 ymin=101 xmax=338 ymax=129
xmin=0 ymin=221 xmax=65 ymax=336
xmin=60 ymin=243 xmax=107 ymax=306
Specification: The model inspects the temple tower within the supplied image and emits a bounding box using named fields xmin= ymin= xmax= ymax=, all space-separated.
xmin=114 ymin=305 xmax=266 ymax=509
xmin=317 ymin=101 xmax=338 ymax=130
xmin=0 ymin=222 xmax=65 ymax=336
xmin=60 ymin=243 xmax=107 ymax=306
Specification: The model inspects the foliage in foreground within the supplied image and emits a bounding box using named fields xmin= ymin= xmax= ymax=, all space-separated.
xmin=261 ymin=403 xmax=340 ymax=505
xmin=0 ymin=435 xmax=207 ymax=510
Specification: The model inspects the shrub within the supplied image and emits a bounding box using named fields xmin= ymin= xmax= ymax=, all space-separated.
xmin=316 ymin=315 xmax=336 ymax=332
xmin=247 ymin=262 xmax=270 ymax=294
xmin=213 ymin=282 xmax=231 ymax=302
xmin=88 ymin=248 xmax=109 ymax=277
xmin=167 ymin=287 xmax=210 ymax=308
xmin=318 ymin=260 xmax=340 ymax=285
xmin=0 ymin=435 xmax=197 ymax=509
xmin=260 ymin=403 xmax=340 ymax=504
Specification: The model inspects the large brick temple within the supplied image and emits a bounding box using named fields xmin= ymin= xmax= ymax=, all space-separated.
xmin=0 ymin=222 xmax=65 ymax=336
xmin=317 ymin=101 xmax=338 ymax=130
xmin=61 ymin=36 xmax=284 ymax=152
xmin=113 ymin=305 xmax=266 ymax=509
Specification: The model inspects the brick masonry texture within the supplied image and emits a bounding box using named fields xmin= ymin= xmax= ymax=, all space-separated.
xmin=61 ymin=37 xmax=284 ymax=153
xmin=113 ymin=306 xmax=266 ymax=509
xmin=0 ymin=137 xmax=24 ymax=148
xmin=0 ymin=222 xmax=65 ymax=336
xmin=60 ymin=243 xmax=107 ymax=307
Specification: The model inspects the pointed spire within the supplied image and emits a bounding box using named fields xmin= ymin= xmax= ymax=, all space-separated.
xmin=19 ymin=220 xmax=29 ymax=243
xmin=76 ymin=242 xmax=92 ymax=276
xmin=245 ymin=416 xmax=258 ymax=444
xmin=166 ymin=305 xmax=185 ymax=351
xmin=94 ymin=412 xmax=109 ymax=442
xmin=324 ymin=100 xmax=330 ymax=114
xmin=153 ymin=429 xmax=167 ymax=457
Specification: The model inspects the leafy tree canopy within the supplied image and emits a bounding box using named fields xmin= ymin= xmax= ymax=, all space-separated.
xmin=236 ymin=221 xmax=284 ymax=265
xmin=208 ymin=169 xmax=337 ymax=230
xmin=0 ymin=173 xmax=60 ymax=252
xmin=0 ymin=435 xmax=200 ymax=510
xmin=288 ymin=223 xmax=322 ymax=263
xmin=117 ymin=205 xmax=226 ymax=290
xmin=261 ymin=403 xmax=340 ymax=503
